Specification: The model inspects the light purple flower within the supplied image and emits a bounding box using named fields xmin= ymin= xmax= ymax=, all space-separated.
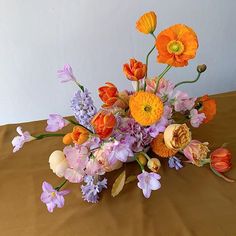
xmin=85 ymin=159 xmax=105 ymax=176
xmin=12 ymin=126 xmax=35 ymax=152
xmin=57 ymin=64 xmax=76 ymax=83
xmin=137 ymin=171 xmax=161 ymax=198
xmin=189 ymin=109 xmax=206 ymax=128
xmin=40 ymin=181 xmax=70 ymax=213
xmin=168 ymin=157 xmax=183 ymax=170
xmin=172 ymin=91 xmax=196 ymax=112
xmin=46 ymin=114 xmax=69 ymax=132
xmin=71 ymin=88 xmax=97 ymax=129
xmin=81 ymin=176 xmax=107 ymax=203
xmin=157 ymin=78 xmax=174 ymax=100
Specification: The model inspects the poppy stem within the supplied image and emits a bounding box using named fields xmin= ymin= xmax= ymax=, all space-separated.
xmin=174 ymin=72 xmax=201 ymax=89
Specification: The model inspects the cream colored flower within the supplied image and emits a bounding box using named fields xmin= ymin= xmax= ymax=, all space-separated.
xmin=49 ymin=150 xmax=68 ymax=177
xmin=164 ymin=124 xmax=191 ymax=150
xmin=147 ymin=158 xmax=161 ymax=172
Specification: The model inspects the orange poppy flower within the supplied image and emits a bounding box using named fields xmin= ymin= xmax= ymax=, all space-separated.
xmin=136 ymin=11 xmax=157 ymax=34
xmin=156 ymin=24 xmax=198 ymax=67
xmin=196 ymin=95 xmax=216 ymax=123
xmin=71 ymin=126 xmax=90 ymax=145
xmin=98 ymin=82 xmax=118 ymax=108
xmin=91 ymin=111 xmax=116 ymax=139
xmin=123 ymin=58 xmax=147 ymax=81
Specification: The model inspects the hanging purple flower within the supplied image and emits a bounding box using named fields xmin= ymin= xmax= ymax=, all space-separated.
xmin=168 ymin=157 xmax=183 ymax=170
xmin=57 ymin=64 xmax=76 ymax=83
xmin=46 ymin=114 xmax=69 ymax=132
xmin=40 ymin=181 xmax=70 ymax=213
xmin=81 ymin=175 xmax=107 ymax=203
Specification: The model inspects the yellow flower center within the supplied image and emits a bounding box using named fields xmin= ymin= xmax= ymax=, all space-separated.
xmin=144 ymin=105 xmax=152 ymax=112
xmin=51 ymin=192 xmax=56 ymax=198
xmin=167 ymin=40 xmax=184 ymax=55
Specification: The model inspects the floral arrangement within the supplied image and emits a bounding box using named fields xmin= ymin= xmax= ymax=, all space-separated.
xmin=12 ymin=11 xmax=234 ymax=213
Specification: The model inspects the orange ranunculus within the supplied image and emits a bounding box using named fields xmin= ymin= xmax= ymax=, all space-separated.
xmin=156 ymin=24 xmax=198 ymax=67
xmin=136 ymin=11 xmax=157 ymax=34
xmin=71 ymin=126 xmax=89 ymax=145
xmin=91 ymin=111 xmax=116 ymax=139
xmin=196 ymin=95 xmax=216 ymax=123
xmin=98 ymin=82 xmax=118 ymax=108
xmin=123 ymin=58 xmax=147 ymax=81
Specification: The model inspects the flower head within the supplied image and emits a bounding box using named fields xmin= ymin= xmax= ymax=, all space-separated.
xmin=123 ymin=58 xmax=146 ymax=81
xmin=91 ymin=111 xmax=116 ymax=139
xmin=98 ymin=82 xmax=118 ymax=108
xmin=156 ymin=24 xmax=198 ymax=67
xmin=57 ymin=64 xmax=76 ymax=83
xmin=189 ymin=109 xmax=206 ymax=128
xmin=137 ymin=171 xmax=161 ymax=198
xmin=147 ymin=158 xmax=161 ymax=172
xmin=136 ymin=11 xmax=157 ymax=34
xmin=12 ymin=126 xmax=35 ymax=152
xmin=71 ymin=88 xmax=97 ymax=129
xmin=129 ymin=91 xmax=164 ymax=126
xmin=168 ymin=157 xmax=183 ymax=170
xmin=40 ymin=181 xmax=70 ymax=213
xmin=172 ymin=91 xmax=196 ymax=112
xmin=71 ymin=126 xmax=90 ymax=145
xmin=46 ymin=114 xmax=69 ymax=132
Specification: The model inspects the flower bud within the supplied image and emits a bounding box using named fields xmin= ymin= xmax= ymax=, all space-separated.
xmin=197 ymin=64 xmax=207 ymax=73
xmin=136 ymin=153 xmax=147 ymax=166
xmin=147 ymin=158 xmax=161 ymax=172
xmin=63 ymin=133 xmax=73 ymax=145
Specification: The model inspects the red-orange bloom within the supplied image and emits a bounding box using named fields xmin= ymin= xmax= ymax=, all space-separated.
xmin=197 ymin=95 xmax=216 ymax=123
xmin=123 ymin=58 xmax=147 ymax=81
xmin=156 ymin=24 xmax=198 ymax=67
xmin=71 ymin=126 xmax=90 ymax=145
xmin=91 ymin=111 xmax=116 ymax=139
xmin=98 ymin=82 xmax=118 ymax=108
xmin=210 ymin=148 xmax=232 ymax=173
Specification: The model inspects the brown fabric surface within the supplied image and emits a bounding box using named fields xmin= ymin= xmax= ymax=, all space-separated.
xmin=0 ymin=91 xmax=236 ymax=236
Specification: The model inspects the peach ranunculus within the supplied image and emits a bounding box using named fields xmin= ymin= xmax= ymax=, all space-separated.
xmin=136 ymin=11 xmax=157 ymax=34
xmin=164 ymin=123 xmax=191 ymax=150
xmin=71 ymin=126 xmax=90 ymax=145
xmin=123 ymin=58 xmax=147 ymax=81
xmin=98 ymin=82 xmax=118 ymax=108
xmin=156 ymin=24 xmax=198 ymax=67
xmin=183 ymin=140 xmax=210 ymax=166
xmin=91 ymin=111 xmax=116 ymax=139
xmin=196 ymin=95 xmax=216 ymax=124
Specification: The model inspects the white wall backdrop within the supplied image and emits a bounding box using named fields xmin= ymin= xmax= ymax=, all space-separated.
xmin=0 ymin=0 xmax=236 ymax=125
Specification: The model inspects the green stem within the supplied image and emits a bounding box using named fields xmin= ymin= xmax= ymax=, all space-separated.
xmin=67 ymin=119 xmax=94 ymax=134
xmin=33 ymin=133 xmax=65 ymax=140
xmin=154 ymin=65 xmax=172 ymax=93
xmin=75 ymin=81 xmax=84 ymax=92
xmin=55 ymin=179 xmax=68 ymax=191
xmin=135 ymin=154 xmax=144 ymax=171
xmin=174 ymin=72 xmax=201 ymax=89
xmin=210 ymin=164 xmax=235 ymax=183
xmin=136 ymin=80 xmax=140 ymax=91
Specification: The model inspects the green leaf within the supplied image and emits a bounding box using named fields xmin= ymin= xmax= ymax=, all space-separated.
xmin=111 ymin=170 xmax=126 ymax=197
xmin=125 ymin=175 xmax=137 ymax=184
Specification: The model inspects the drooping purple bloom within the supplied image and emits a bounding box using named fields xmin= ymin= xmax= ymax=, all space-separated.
xmin=46 ymin=114 xmax=69 ymax=132
xmin=172 ymin=91 xmax=196 ymax=112
xmin=57 ymin=64 xmax=76 ymax=83
xmin=168 ymin=157 xmax=183 ymax=170
xmin=71 ymin=88 xmax=97 ymax=129
xmin=81 ymin=175 xmax=107 ymax=203
xmin=137 ymin=171 xmax=161 ymax=198
xmin=189 ymin=109 xmax=206 ymax=128
xmin=12 ymin=126 xmax=35 ymax=152
xmin=40 ymin=181 xmax=70 ymax=213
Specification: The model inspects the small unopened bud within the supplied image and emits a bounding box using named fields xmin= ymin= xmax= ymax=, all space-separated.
xmin=136 ymin=153 xmax=147 ymax=166
xmin=147 ymin=158 xmax=161 ymax=172
xmin=197 ymin=64 xmax=207 ymax=73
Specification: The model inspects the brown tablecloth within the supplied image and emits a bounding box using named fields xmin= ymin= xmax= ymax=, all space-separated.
xmin=0 ymin=91 xmax=236 ymax=236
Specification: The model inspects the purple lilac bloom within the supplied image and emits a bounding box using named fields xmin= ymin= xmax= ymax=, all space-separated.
xmin=12 ymin=126 xmax=35 ymax=152
xmin=81 ymin=175 xmax=107 ymax=203
xmin=40 ymin=181 xmax=70 ymax=213
xmin=57 ymin=64 xmax=76 ymax=83
xmin=168 ymin=157 xmax=183 ymax=170
xmin=71 ymin=88 xmax=97 ymax=129
xmin=189 ymin=109 xmax=206 ymax=128
xmin=137 ymin=171 xmax=161 ymax=198
xmin=46 ymin=114 xmax=69 ymax=132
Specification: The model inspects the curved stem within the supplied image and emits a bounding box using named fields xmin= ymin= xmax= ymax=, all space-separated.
xmin=174 ymin=72 xmax=201 ymax=89
xmin=34 ymin=133 xmax=65 ymax=140
xmin=135 ymin=154 xmax=144 ymax=171
xmin=210 ymin=165 xmax=235 ymax=183
xmin=55 ymin=179 xmax=68 ymax=191
xmin=67 ymin=119 xmax=94 ymax=133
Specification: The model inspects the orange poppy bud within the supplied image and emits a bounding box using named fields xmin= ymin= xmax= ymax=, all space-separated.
xmin=98 ymin=82 xmax=118 ymax=108
xmin=136 ymin=11 xmax=157 ymax=34
xmin=91 ymin=111 xmax=116 ymax=139
xmin=71 ymin=126 xmax=89 ymax=145
xmin=123 ymin=58 xmax=146 ymax=81
xmin=62 ymin=133 xmax=73 ymax=145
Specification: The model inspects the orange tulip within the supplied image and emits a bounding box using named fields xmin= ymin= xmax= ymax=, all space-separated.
xmin=123 ymin=58 xmax=147 ymax=81
xmin=63 ymin=133 xmax=73 ymax=145
xmin=210 ymin=148 xmax=232 ymax=173
xmin=136 ymin=11 xmax=157 ymax=34
xmin=156 ymin=24 xmax=198 ymax=67
xmin=91 ymin=111 xmax=116 ymax=139
xmin=98 ymin=82 xmax=118 ymax=108
xmin=196 ymin=95 xmax=216 ymax=123
xmin=71 ymin=126 xmax=89 ymax=145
